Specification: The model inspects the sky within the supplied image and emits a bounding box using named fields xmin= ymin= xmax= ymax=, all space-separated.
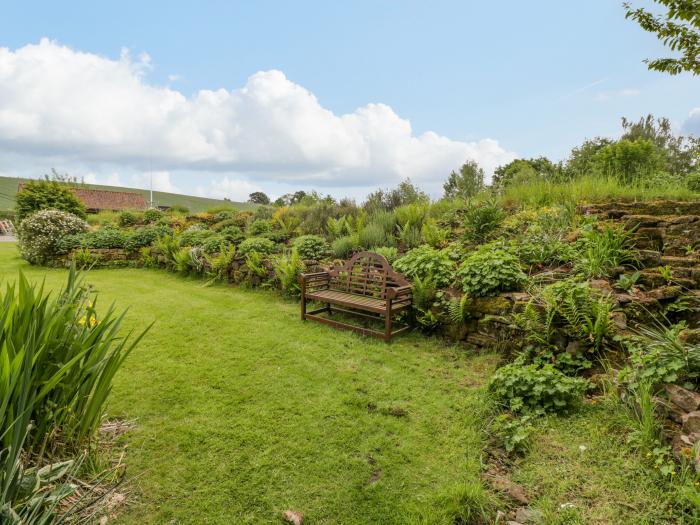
xmin=0 ymin=1 xmax=698 ymax=202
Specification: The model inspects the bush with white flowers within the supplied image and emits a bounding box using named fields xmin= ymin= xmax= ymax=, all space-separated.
xmin=18 ymin=209 xmax=89 ymax=265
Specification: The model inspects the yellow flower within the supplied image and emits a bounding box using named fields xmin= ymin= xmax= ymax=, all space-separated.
xmin=78 ymin=316 xmax=86 ymax=326
xmin=88 ymin=316 xmax=98 ymax=328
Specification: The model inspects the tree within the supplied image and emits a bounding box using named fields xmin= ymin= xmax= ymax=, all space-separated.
xmin=565 ymin=137 xmax=615 ymax=179
xmin=15 ymin=177 xmax=87 ymax=223
xmin=363 ymin=178 xmax=429 ymax=212
xmin=592 ymin=138 xmax=666 ymax=183
xmin=248 ymin=191 xmax=270 ymax=205
xmin=442 ymin=160 xmax=485 ymax=199
xmin=621 ymin=114 xmax=699 ymax=175
xmin=624 ymin=0 xmax=700 ymax=75
xmin=492 ymin=157 xmax=563 ymax=190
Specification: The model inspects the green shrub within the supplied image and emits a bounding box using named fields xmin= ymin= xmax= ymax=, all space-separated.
xmin=81 ymin=226 xmax=129 ymax=249
xmin=124 ymin=224 xmax=171 ymax=251
xmin=273 ymin=249 xmax=305 ymax=297
xmin=293 ymin=234 xmax=330 ymax=260
xmin=15 ymin=178 xmax=86 ymax=223
xmin=214 ymin=210 xmax=237 ymax=222
xmin=372 ymin=246 xmax=398 ymax=263
xmin=248 ymin=218 xmax=273 ymax=236
xmin=368 ymin=210 xmax=396 ymax=233
xmin=397 ymin=223 xmax=422 ymax=249
xmin=462 ymin=200 xmax=505 ymax=244
xmin=620 ymin=323 xmax=700 ymax=388
xmin=211 ymin=218 xmax=238 ymax=231
xmin=180 ymin=227 xmax=215 ymax=247
xmin=118 ymin=210 xmax=141 ymax=227
xmin=143 ymin=208 xmax=164 ymax=224
xmin=688 ymin=172 xmax=700 ymax=192
xmin=200 ymin=235 xmax=231 ymax=255
xmin=359 ymin=223 xmax=394 ymax=249
xmin=489 ymin=363 xmax=589 ymax=414
xmin=17 ymin=210 xmax=89 ymax=264
xmin=219 ymin=225 xmax=245 ymax=245
xmin=395 ymin=202 xmax=428 ymax=230
xmin=238 ymin=237 xmax=276 ymax=256
xmin=421 ymin=218 xmax=450 ymax=248
xmin=457 ymin=244 xmax=525 ymax=297
xmin=575 ymin=223 xmax=638 ymax=278
xmin=394 ymin=245 xmax=455 ymax=288
xmin=332 ymin=235 xmax=356 ymax=259
xmin=516 ymin=234 xmax=576 ymax=269
xmin=169 ymin=204 xmax=190 ymax=213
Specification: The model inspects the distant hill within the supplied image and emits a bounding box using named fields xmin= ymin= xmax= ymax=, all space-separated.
xmin=0 ymin=176 xmax=254 ymax=213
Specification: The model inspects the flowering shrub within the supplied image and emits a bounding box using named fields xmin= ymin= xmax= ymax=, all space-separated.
xmin=393 ymin=245 xmax=455 ymax=288
xmin=18 ymin=209 xmax=88 ymax=264
xmin=457 ymin=244 xmax=526 ymax=297
xmin=293 ymin=235 xmax=330 ymax=260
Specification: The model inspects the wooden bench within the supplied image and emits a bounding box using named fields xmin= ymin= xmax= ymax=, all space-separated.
xmin=299 ymin=251 xmax=412 ymax=342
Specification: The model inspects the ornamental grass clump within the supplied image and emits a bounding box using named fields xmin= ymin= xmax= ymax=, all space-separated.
xmin=0 ymin=266 xmax=149 ymax=520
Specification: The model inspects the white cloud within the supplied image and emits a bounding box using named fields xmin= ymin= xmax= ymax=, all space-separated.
xmin=683 ymin=107 xmax=700 ymax=136
xmin=0 ymin=39 xmax=517 ymax=197
xmin=131 ymin=171 xmax=180 ymax=193
xmin=196 ymin=177 xmax=263 ymax=201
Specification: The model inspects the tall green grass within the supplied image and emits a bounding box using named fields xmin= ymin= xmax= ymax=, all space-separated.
xmin=500 ymin=175 xmax=698 ymax=207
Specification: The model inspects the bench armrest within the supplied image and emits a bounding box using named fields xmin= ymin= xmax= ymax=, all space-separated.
xmin=299 ymin=271 xmax=330 ymax=284
xmin=386 ymin=285 xmax=412 ymax=301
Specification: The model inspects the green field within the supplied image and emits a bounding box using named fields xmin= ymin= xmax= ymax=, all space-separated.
xmin=0 ymin=176 xmax=252 ymax=213
xmin=0 ymin=244 xmax=689 ymax=524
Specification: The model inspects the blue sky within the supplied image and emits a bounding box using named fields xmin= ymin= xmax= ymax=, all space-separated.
xmin=0 ymin=1 xmax=697 ymax=201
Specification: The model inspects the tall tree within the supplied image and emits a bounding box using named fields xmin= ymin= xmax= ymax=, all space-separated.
xmin=443 ymin=160 xmax=485 ymax=199
xmin=248 ymin=191 xmax=270 ymax=205
xmin=624 ymin=0 xmax=700 ymax=75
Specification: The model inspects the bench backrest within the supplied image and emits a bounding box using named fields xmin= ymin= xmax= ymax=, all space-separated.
xmin=328 ymin=251 xmax=410 ymax=299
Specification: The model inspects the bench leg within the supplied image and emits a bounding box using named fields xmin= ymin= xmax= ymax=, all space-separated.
xmin=301 ymin=294 xmax=307 ymax=321
xmin=384 ymin=303 xmax=393 ymax=343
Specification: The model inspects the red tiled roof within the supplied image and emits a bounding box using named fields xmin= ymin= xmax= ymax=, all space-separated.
xmin=69 ymin=188 xmax=147 ymax=211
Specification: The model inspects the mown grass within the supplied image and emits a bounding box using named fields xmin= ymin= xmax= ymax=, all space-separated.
xmin=0 ymin=243 xmax=498 ymax=524
xmin=499 ymin=175 xmax=699 ymax=208
xmin=0 ymin=243 xmax=692 ymax=524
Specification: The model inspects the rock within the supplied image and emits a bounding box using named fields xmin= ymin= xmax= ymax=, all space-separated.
xmin=589 ymin=279 xmax=613 ymax=295
xmin=515 ymin=507 xmax=543 ymax=524
xmin=469 ymin=296 xmax=512 ymax=316
xmin=611 ymin=311 xmax=627 ymax=330
xmin=282 ymin=510 xmax=304 ymax=525
xmin=488 ymin=474 xmax=529 ymax=505
xmin=660 ymin=255 xmax=698 ymax=267
xmin=646 ymin=286 xmax=683 ymax=301
xmin=680 ymin=329 xmax=700 ymax=345
xmin=667 ymin=385 xmax=700 ymax=412
xmin=638 ymin=250 xmax=662 ymax=267
xmin=668 ymin=215 xmax=700 ymax=225
xmin=682 ymin=411 xmax=700 ymax=436
xmin=623 ymin=214 xmax=664 ymax=228
xmin=506 ymin=522 xmax=524 ymax=525
xmin=565 ymin=340 xmax=583 ymax=355
xmin=634 ymin=227 xmax=664 ymax=251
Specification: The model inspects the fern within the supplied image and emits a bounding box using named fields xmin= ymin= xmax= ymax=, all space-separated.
xmin=411 ymin=274 xmax=437 ymax=310
xmin=273 ymin=249 xmax=305 ymax=297
xmin=447 ymin=293 xmax=472 ymax=325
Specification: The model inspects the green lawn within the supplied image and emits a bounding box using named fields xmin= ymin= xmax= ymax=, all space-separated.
xmin=0 ymin=243 xmax=690 ymax=524
xmin=0 ymin=243 xmax=498 ymax=524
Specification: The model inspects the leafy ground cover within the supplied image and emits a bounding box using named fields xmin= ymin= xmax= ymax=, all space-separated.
xmin=0 ymin=243 xmax=691 ymax=524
